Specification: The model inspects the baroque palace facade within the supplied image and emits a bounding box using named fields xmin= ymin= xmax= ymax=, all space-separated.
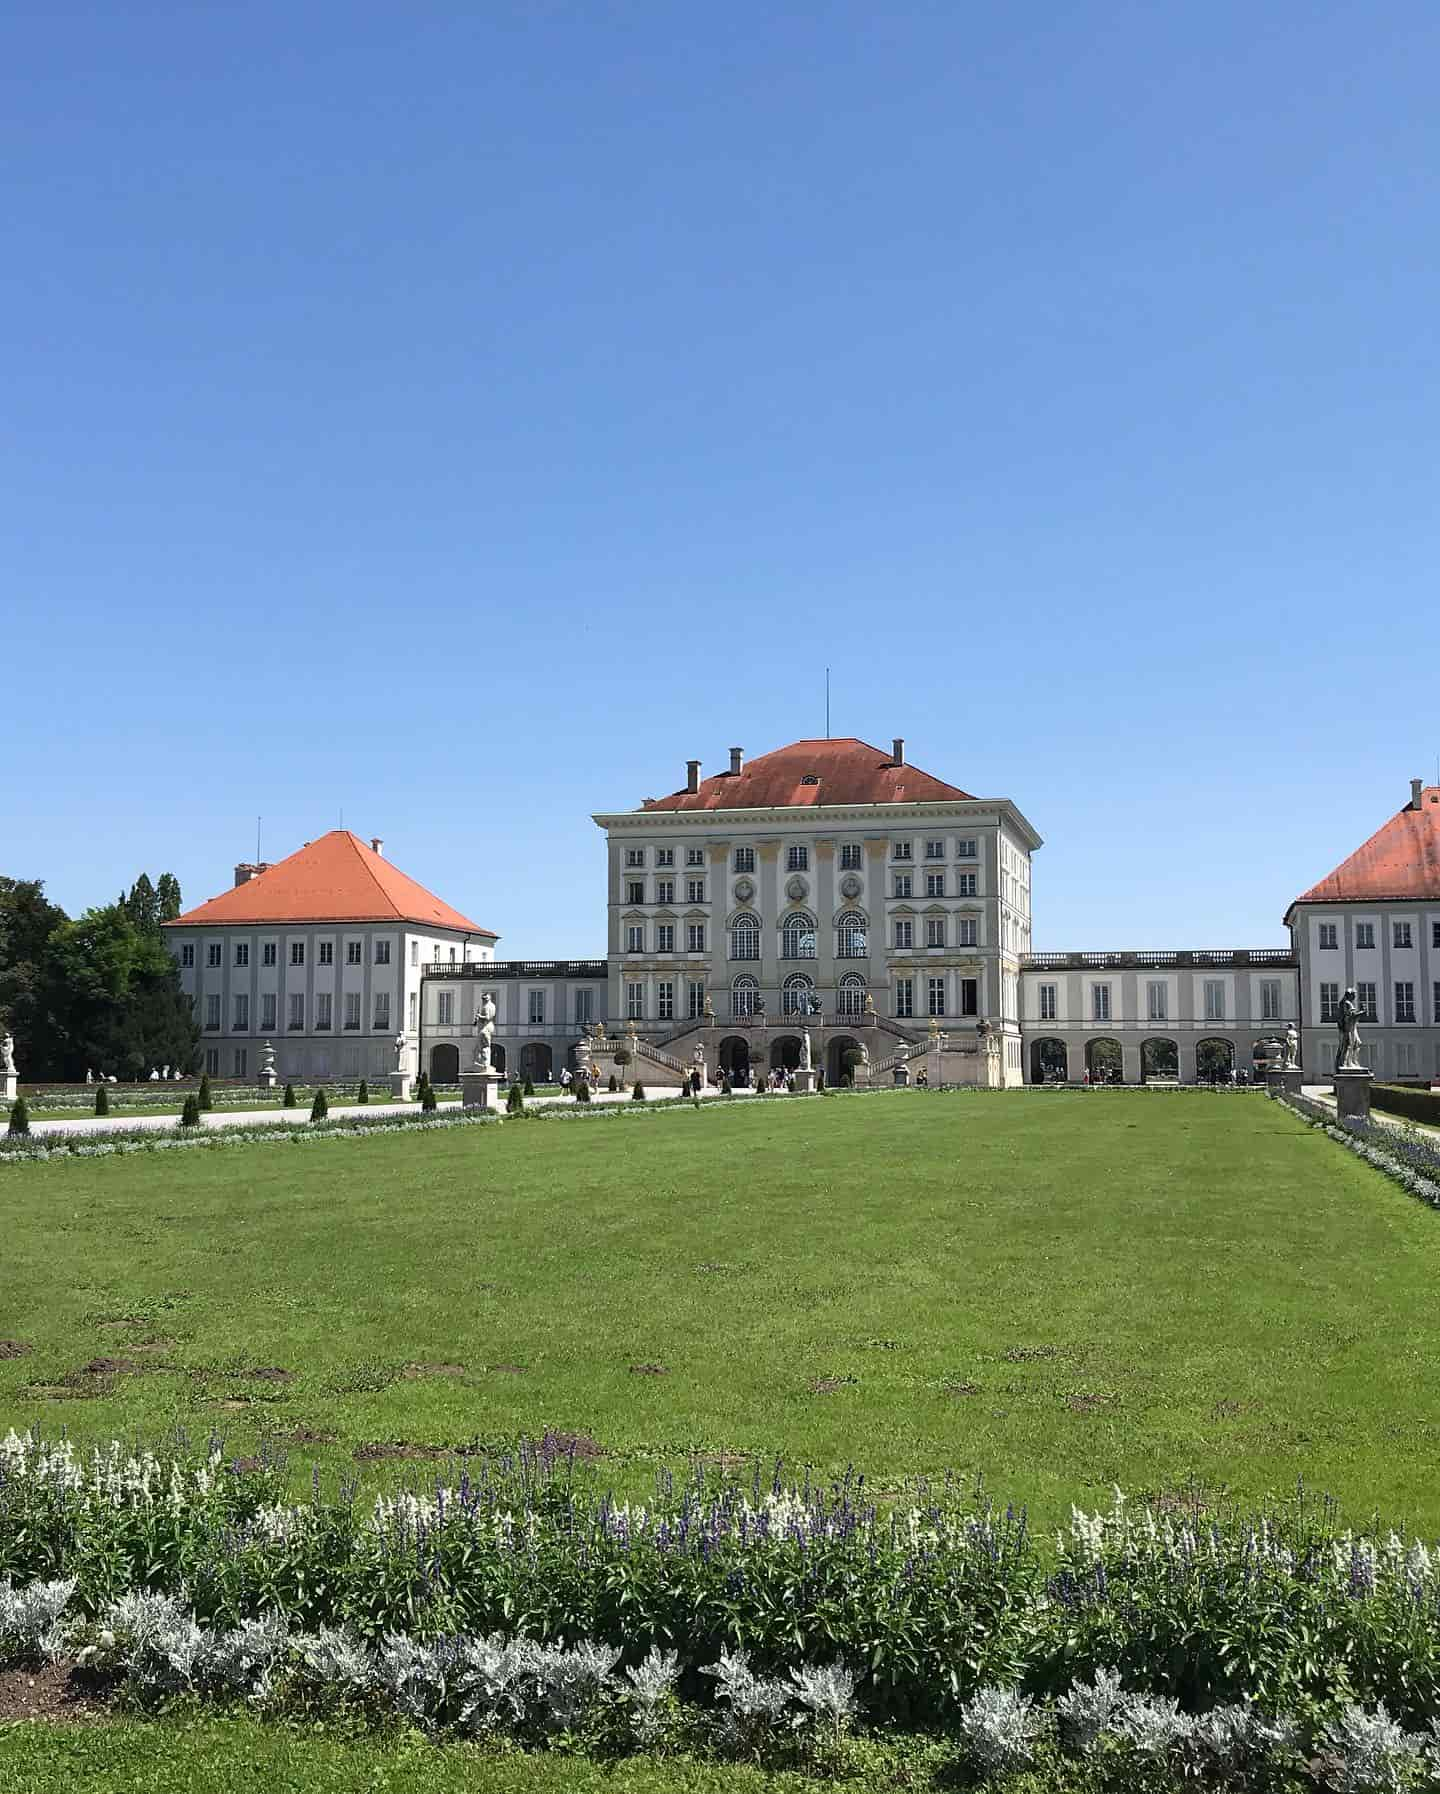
xmin=164 ymin=742 xmax=1440 ymax=1090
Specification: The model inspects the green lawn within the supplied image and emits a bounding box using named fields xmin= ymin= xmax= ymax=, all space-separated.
xmin=3 ymin=1091 xmax=1439 ymax=1528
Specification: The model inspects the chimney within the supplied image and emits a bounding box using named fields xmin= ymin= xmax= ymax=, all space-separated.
xmin=371 ymin=836 xmax=384 ymax=856
xmin=1411 ymin=779 xmax=1424 ymax=811
xmin=233 ymin=862 xmax=270 ymax=887
xmin=892 ymin=737 xmax=906 ymax=766
xmin=729 ymin=746 xmax=743 ymax=776
xmin=686 ymin=759 xmax=701 ymax=794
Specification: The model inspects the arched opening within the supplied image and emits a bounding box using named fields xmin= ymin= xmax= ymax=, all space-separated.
xmin=1029 ymin=1037 xmax=1068 ymax=1084
xmin=835 ymin=910 xmax=868 ymax=959
xmin=827 ymin=1034 xmax=863 ymax=1085
xmin=1085 ymin=1038 xmax=1124 ymax=1084
xmin=729 ymin=914 xmax=760 ymax=962
xmin=782 ymin=972 xmax=815 ymax=1016
xmin=430 ymin=1042 xmax=460 ymax=1083
xmin=836 ymin=973 xmax=867 ymax=1017
xmin=771 ymin=1034 xmax=803 ymax=1071
xmin=718 ymin=1035 xmax=750 ymax=1081
xmin=491 ymin=1042 xmax=506 ymax=1075
xmin=1196 ymin=1038 xmax=1236 ymax=1084
xmin=731 ymin=974 xmax=759 ymax=1019
xmin=780 ymin=912 xmax=817 ymax=960
xmin=520 ymin=1042 xmax=552 ymax=1083
xmin=1141 ymin=1038 xmax=1179 ymax=1083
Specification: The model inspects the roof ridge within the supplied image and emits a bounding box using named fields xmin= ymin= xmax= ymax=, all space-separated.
xmin=339 ymin=830 xmax=404 ymax=920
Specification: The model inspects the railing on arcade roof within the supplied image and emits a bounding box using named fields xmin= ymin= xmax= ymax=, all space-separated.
xmin=1020 ymin=948 xmax=1295 ymax=971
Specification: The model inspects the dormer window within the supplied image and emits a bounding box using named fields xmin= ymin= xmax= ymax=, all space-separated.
xmin=800 ymin=774 xmax=820 ymax=786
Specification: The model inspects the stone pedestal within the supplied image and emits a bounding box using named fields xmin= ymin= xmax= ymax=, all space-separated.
xmin=893 ymin=1064 xmax=911 ymax=1087
xmin=792 ymin=1067 xmax=819 ymax=1094
xmin=1334 ymin=1068 xmax=1374 ymax=1123
xmin=1267 ymin=1068 xmax=1305 ymax=1097
xmin=258 ymin=1071 xmax=278 ymax=1092
xmin=460 ymin=1069 xmax=506 ymax=1112
xmin=1 ymin=1071 xmax=16 ymax=1104
xmin=388 ymin=1072 xmax=413 ymax=1102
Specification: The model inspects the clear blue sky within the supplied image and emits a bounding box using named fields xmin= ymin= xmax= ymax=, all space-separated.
xmin=5 ymin=1 xmax=1439 ymax=953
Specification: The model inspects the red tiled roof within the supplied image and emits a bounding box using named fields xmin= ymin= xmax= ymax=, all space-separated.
xmin=639 ymin=739 xmax=974 ymax=812
xmin=1289 ymin=789 xmax=1440 ymax=908
xmin=165 ymin=831 xmax=495 ymax=934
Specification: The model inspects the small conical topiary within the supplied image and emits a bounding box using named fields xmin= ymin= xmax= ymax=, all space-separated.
xmin=357 ymin=1078 xmax=369 ymax=1105
xmin=94 ymin=1085 xmax=110 ymax=1117
xmin=421 ymin=1082 xmax=437 ymax=1113
xmin=179 ymin=1094 xmax=201 ymax=1129
xmin=283 ymin=1082 xmax=297 ymax=1108
xmin=507 ymin=1081 xmax=524 ymax=1114
xmin=310 ymin=1087 xmax=329 ymax=1122
xmin=7 ymin=1096 xmax=29 ymax=1136
xmin=574 ymin=1078 xmax=592 ymax=1103
xmin=631 ymin=1082 xmax=646 ymax=1101
xmin=608 ymin=1074 xmax=619 ymax=1093
xmin=523 ymin=1076 xmax=535 ymax=1097
xmin=198 ymin=1073 xmax=213 ymax=1112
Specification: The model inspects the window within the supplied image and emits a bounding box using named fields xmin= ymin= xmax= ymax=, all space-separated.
xmin=893 ymin=873 xmax=912 ymax=899
xmin=925 ymin=840 xmax=945 ymax=860
xmin=1433 ymin=922 xmax=1440 ymax=950
xmin=657 ymin=923 xmax=675 ymax=953
xmin=180 ymin=942 xmax=195 ymax=967
xmin=960 ymin=978 xmax=978 ymax=1016
xmin=234 ymin=942 xmax=250 ymax=968
xmin=782 ymin=974 xmax=813 ymax=1015
xmin=314 ymin=992 xmax=331 ymax=1031
xmin=687 ymin=980 xmax=706 ymax=1019
xmin=344 ymin=992 xmax=361 ymax=1031
xmin=1147 ymin=981 xmax=1168 ymax=1022
xmin=261 ymin=994 xmax=276 ymax=1032
xmin=261 ymin=941 xmax=277 ymax=967
xmin=233 ymin=993 xmax=250 ymax=1030
xmin=207 ymin=943 xmax=222 ymax=968
xmin=1203 ymin=980 xmax=1224 ymax=1022
xmin=1318 ymin=922 xmax=1338 ymax=950
xmin=687 ymin=923 xmax=705 ymax=952
xmin=656 ymin=879 xmax=674 ymax=905
xmin=892 ymin=841 xmax=912 ymax=861
xmin=374 ymin=992 xmax=390 ymax=1030
xmin=956 ymin=872 xmax=978 ymax=897
xmin=411 ymin=941 xmax=418 ymax=967
xmin=448 ymin=947 xmax=456 ymax=963
xmin=840 ymin=843 xmax=862 ymax=870
xmin=787 ymin=845 xmax=809 ymax=871
xmin=687 ymin=879 xmax=705 ymax=904
xmin=1319 ymin=982 xmax=1340 ymax=1023
xmin=205 ymin=1048 xmax=219 ymax=1076
xmin=925 ymin=917 xmax=946 ymax=948
xmin=1355 ymin=922 xmax=1375 ymax=950
xmin=895 ymin=977 xmax=914 ymax=1018
xmin=626 ymin=981 xmax=644 ymax=1020
xmin=1092 ymin=983 xmax=1111 ymax=1023
xmin=957 ymin=918 xmax=978 ymax=947
xmin=1434 ymin=980 xmax=1440 ymax=1023
xmin=1394 ymin=921 xmax=1413 ymax=949
xmin=925 ymin=872 xmax=945 ymax=898
xmin=290 ymin=941 xmax=305 ymax=967
xmin=731 ymin=915 xmax=760 ymax=959
xmin=894 ymin=919 xmax=913 ymax=950
xmin=1261 ymin=980 xmax=1282 ymax=1020
xmin=927 ymin=977 xmax=946 ymax=1016
xmin=204 ymin=995 xmax=221 ymax=1031
xmin=346 ymin=941 xmax=362 ymax=965
xmin=233 ymin=1048 xmax=247 ymax=1078
xmin=656 ymin=848 xmax=674 ymax=869
xmin=781 ymin=913 xmax=816 ymax=958
xmin=1397 ymin=1041 xmax=1419 ymax=1077
xmin=523 ymin=990 xmax=543 ymax=1025
xmin=575 ymin=989 xmax=594 ymax=1025
xmin=657 ymin=980 xmax=675 ymax=1021
xmin=374 ymin=940 xmax=390 ymax=965
xmin=1039 ymin=983 xmax=1057 ymax=1022
xmin=734 ymin=847 xmax=755 ymax=873
xmin=686 ymin=847 xmax=704 ymax=867
xmin=438 ymin=992 xmax=454 ymax=1025
xmin=317 ymin=941 xmax=332 ymax=966
xmin=288 ymin=993 xmax=304 ymax=1031
xmin=957 ymin=839 xmax=977 ymax=859
xmin=731 ymin=975 xmax=759 ymax=1017
xmin=408 ymin=991 xmax=417 ymax=1029
xmin=626 ymin=924 xmax=645 ymax=952
xmin=838 ymin=974 xmax=867 ymax=1016
xmin=627 ymin=881 xmax=645 ymax=905
xmin=1395 ymin=981 xmax=1416 ymax=1023
xmin=1358 ymin=982 xmax=1378 ymax=1023
xmin=836 ymin=912 xmax=867 ymax=958
xmin=625 ymin=848 xmax=645 ymax=869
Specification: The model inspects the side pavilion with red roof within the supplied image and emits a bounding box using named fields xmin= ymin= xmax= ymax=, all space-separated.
xmin=163 ymin=831 xmax=496 ymax=1086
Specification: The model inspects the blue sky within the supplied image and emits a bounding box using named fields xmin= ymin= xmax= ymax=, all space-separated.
xmin=5 ymin=1 xmax=1438 ymax=953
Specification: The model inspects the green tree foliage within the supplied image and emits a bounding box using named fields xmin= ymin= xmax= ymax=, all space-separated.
xmin=506 ymin=1081 xmax=524 ymax=1114
xmin=310 ymin=1088 xmax=329 ymax=1122
xmin=523 ymin=1076 xmax=535 ymax=1097
xmin=123 ymin=873 xmax=160 ymax=935
xmin=420 ymin=1083 xmax=437 ymax=1113
xmin=198 ymin=1074 xmax=213 ymax=1111
xmin=7 ymin=1096 xmax=28 ymax=1136
xmin=283 ymin=1083 xmax=297 ymax=1108
xmin=155 ymin=873 xmax=182 ymax=923
xmin=179 ymin=1094 xmax=201 ymax=1128
xmin=574 ymin=1077 xmax=592 ymax=1103
xmin=0 ymin=877 xmax=69 ymax=1075
xmin=357 ymin=1078 xmax=369 ymax=1105
xmin=607 ymin=1073 xmax=619 ymax=1092
xmin=94 ymin=1085 xmax=109 ymax=1116
xmin=631 ymin=1081 xmax=646 ymax=1101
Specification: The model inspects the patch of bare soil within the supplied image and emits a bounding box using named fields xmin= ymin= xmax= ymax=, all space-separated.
xmin=353 ymin=1440 xmax=448 ymax=1463
xmin=0 ymin=1660 xmax=105 ymax=1724
xmin=946 ymin=1380 xmax=981 ymax=1397
xmin=629 ymin=1363 xmax=669 ymax=1376
xmin=809 ymin=1376 xmax=857 ymax=1395
xmin=698 ymin=1450 xmax=750 ymax=1469
xmin=284 ymin=1425 xmax=336 ymax=1445
xmin=1064 ymin=1391 xmax=1116 ymax=1413
xmin=1002 ymin=1345 xmax=1072 ymax=1364
xmin=244 ymin=1366 xmax=295 ymax=1382
xmin=488 ymin=1363 xmax=526 ymax=1375
xmin=74 ymin=1357 xmax=141 ymax=1377
xmin=0 ymin=1341 xmax=34 ymax=1360
xmin=214 ymin=1398 xmax=256 ymax=1412
xmin=540 ymin=1429 xmax=605 ymax=1460
xmin=403 ymin=1363 xmax=467 ymax=1379
xmin=93 ymin=1315 xmax=150 ymax=1331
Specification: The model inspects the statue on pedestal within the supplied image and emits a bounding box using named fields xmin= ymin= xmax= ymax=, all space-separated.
xmin=1284 ymin=1021 xmax=1300 ymax=1072
xmin=472 ymin=993 xmax=498 ymax=1072
xmin=393 ymin=1031 xmax=409 ymax=1073
xmin=702 ymin=993 xmax=715 ymax=1023
xmin=1336 ymin=987 xmax=1365 ymax=1073
xmin=798 ymin=1028 xmax=812 ymax=1071
xmin=691 ymin=1042 xmax=708 ymax=1088
xmin=0 ymin=1031 xmax=15 ymax=1076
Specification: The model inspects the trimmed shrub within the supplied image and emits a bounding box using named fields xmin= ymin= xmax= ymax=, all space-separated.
xmin=1372 ymin=1082 xmax=1440 ymax=1126
xmin=283 ymin=1083 xmax=297 ymax=1109
xmin=608 ymin=1074 xmax=619 ymax=1093
xmin=356 ymin=1079 xmax=369 ymax=1105
xmin=720 ymin=1074 xmax=733 ymax=1096
xmin=575 ymin=1078 xmax=592 ymax=1104
xmin=179 ymin=1095 xmax=201 ymax=1129
xmin=420 ymin=1083 xmax=437 ymax=1113
xmin=507 ymin=1082 xmax=524 ymax=1114
xmin=94 ymin=1085 xmax=110 ymax=1117
xmin=7 ymin=1096 xmax=29 ymax=1137
xmin=523 ymin=1077 xmax=535 ymax=1097
xmin=310 ymin=1088 xmax=329 ymax=1123
xmin=632 ymin=1082 xmax=647 ymax=1101
xmin=198 ymin=1074 xmax=213 ymax=1112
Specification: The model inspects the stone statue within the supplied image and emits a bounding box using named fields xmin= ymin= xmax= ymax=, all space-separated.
xmin=393 ymin=1031 xmax=408 ymax=1073
xmin=0 ymin=1031 xmax=15 ymax=1075
xmin=702 ymin=994 xmax=715 ymax=1022
xmin=84 ymin=1067 xmax=94 ymax=1084
xmin=863 ymin=993 xmax=876 ymax=1016
xmin=1284 ymin=1021 xmax=1300 ymax=1071
xmin=858 ymin=1040 xmax=870 ymax=1069
xmin=472 ymin=993 xmax=498 ymax=1072
xmin=148 ymin=1067 xmax=160 ymax=1081
xmin=1336 ymin=987 xmax=1365 ymax=1072
xmin=799 ymin=1028 xmax=812 ymax=1071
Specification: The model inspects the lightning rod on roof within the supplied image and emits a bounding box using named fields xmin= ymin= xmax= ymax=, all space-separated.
xmin=825 ymin=667 xmax=830 ymax=739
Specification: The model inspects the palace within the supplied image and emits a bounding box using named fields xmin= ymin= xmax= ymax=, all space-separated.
xmin=164 ymin=744 xmax=1440 ymax=1090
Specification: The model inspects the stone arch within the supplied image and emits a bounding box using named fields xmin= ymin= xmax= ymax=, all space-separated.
xmin=430 ymin=1042 xmax=460 ymax=1083
xmin=520 ymin=1042 xmax=552 ymax=1082
xmin=834 ymin=909 xmax=869 ymax=958
xmin=491 ymin=1042 xmax=506 ymax=1075
xmin=770 ymin=1034 xmax=804 ymax=1071
xmin=1140 ymin=1037 xmax=1179 ymax=1082
xmin=780 ymin=911 xmax=817 ymax=960
xmin=827 ymin=1034 xmax=863 ymax=1085
xmin=1029 ymin=1037 xmax=1068 ymax=1084
xmin=781 ymin=971 xmax=815 ymax=1015
xmin=718 ymin=1035 xmax=750 ymax=1079
xmin=1085 ymin=1037 xmax=1124 ymax=1083
xmin=836 ymin=972 xmax=867 ymax=1017
xmin=728 ymin=912 xmax=761 ymax=961
xmin=731 ymin=974 xmax=759 ymax=1018
xmin=1196 ymin=1037 xmax=1236 ymax=1083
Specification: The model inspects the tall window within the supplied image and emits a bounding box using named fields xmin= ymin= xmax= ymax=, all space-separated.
xmin=528 ymin=990 xmax=545 ymax=1025
xmin=234 ymin=942 xmax=250 ymax=968
xmin=1354 ymin=981 xmax=1377 ymax=1022
xmin=686 ymin=847 xmax=705 ymax=867
xmin=656 ymin=848 xmax=674 ymax=869
xmin=656 ymin=923 xmax=675 ymax=953
xmin=960 ymin=978 xmax=978 ymax=1016
xmin=411 ymin=941 xmax=419 ymax=967
xmin=892 ymin=841 xmax=913 ymax=861
xmin=925 ymin=872 xmax=945 ymax=898
xmin=288 ymin=993 xmax=304 ymax=1030
xmin=314 ymin=993 xmax=330 ymax=1030
xmin=372 ymin=992 xmax=390 ymax=1031
xmin=895 ymin=977 xmax=914 ymax=1018
xmin=687 ymin=980 xmax=706 ymax=1020
xmin=687 ymin=879 xmax=706 ymax=904
xmin=204 ymin=994 xmax=221 ymax=1030
xmin=894 ymin=919 xmax=913 ymax=949
xmin=626 ymin=981 xmax=644 ymax=1020
xmin=1395 ymin=981 xmax=1416 ymax=1022
xmin=315 ymin=941 xmax=331 ymax=966
xmin=925 ymin=917 xmax=945 ymax=948
xmin=1355 ymin=922 xmax=1375 ymax=950
xmin=838 ymin=974 xmax=866 ymax=1016
xmin=1092 ymin=983 xmax=1111 ymax=1023
xmin=1147 ymin=981 xmax=1168 ymax=1022
xmin=893 ymin=873 xmax=912 ymax=899
xmin=1433 ymin=923 xmax=1440 ymax=949
xmin=575 ymin=989 xmax=594 ymax=1025
xmin=625 ymin=848 xmax=645 ymax=868
xmin=205 ymin=1048 xmax=219 ymax=1076
xmin=1039 ymin=983 xmax=1056 ymax=1022
xmin=656 ymin=879 xmax=674 ymax=904
xmin=1261 ymin=980 xmax=1281 ymax=1020
xmin=1203 ymin=980 xmax=1224 ymax=1022
xmin=731 ymin=975 xmax=759 ymax=1018
xmin=438 ymin=992 xmax=454 ymax=1025
xmin=657 ymin=980 xmax=674 ymax=1021
xmin=346 ymin=941 xmax=362 ymax=965
xmin=957 ymin=918 xmax=977 ymax=947
xmin=626 ymin=925 xmax=645 ymax=952
xmin=290 ymin=942 xmax=305 ymax=967
xmin=687 ymin=923 xmax=705 ymax=952
xmin=734 ymin=847 xmax=755 ymax=873
xmin=957 ymin=839 xmax=977 ymax=858
xmin=782 ymin=973 xmax=814 ymax=1015
xmin=233 ymin=1048 xmax=247 ymax=1077
xmin=180 ymin=942 xmax=195 ymax=967
xmin=927 ymin=977 xmax=946 ymax=1016
xmin=836 ymin=911 xmax=867 ymax=957
xmin=957 ymin=872 xmax=978 ymax=897
xmin=781 ymin=913 xmax=816 ymax=958
xmin=1433 ymin=980 xmax=1440 ymax=1023
xmin=787 ymin=845 xmax=808 ymax=871
xmin=374 ymin=940 xmax=390 ymax=965
xmin=344 ymin=992 xmax=361 ymax=1030
xmin=207 ymin=943 xmax=222 ymax=968
xmin=731 ymin=915 xmax=760 ymax=959
xmin=262 ymin=942 xmax=277 ymax=966
xmin=1318 ymin=922 xmax=1338 ymax=949
xmin=627 ymin=881 xmax=645 ymax=905
xmin=1394 ymin=921 xmax=1414 ymax=949
xmin=1319 ymin=982 xmax=1339 ymax=1022
xmin=925 ymin=839 xmax=945 ymax=859
xmin=840 ymin=843 xmax=862 ymax=869
xmin=261 ymin=994 xmax=276 ymax=1032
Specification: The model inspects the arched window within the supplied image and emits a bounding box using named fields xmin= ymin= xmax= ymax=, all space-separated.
xmin=835 ymin=910 xmax=868 ymax=958
xmin=781 ymin=912 xmax=817 ymax=959
xmin=782 ymin=972 xmax=814 ymax=1015
xmin=730 ymin=914 xmax=760 ymax=961
xmin=731 ymin=975 xmax=759 ymax=1018
xmin=838 ymin=973 xmax=867 ymax=1016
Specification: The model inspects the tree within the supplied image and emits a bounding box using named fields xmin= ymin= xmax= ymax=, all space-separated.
xmin=179 ymin=1094 xmax=201 ymax=1128
xmin=631 ymin=1082 xmax=646 ymax=1101
xmin=607 ymin=1073 xmax=619 ymax=1092
xmin=507 ymin=1081 xmax=524 ymax=1114
xmin=156 ymin=874 xmax=182 ymax=923
xmin=841 ymin=1047 xmax=864 ymax=1087
xmin=198 ymin=1074 xmax=213 ymax=1111
xmin=124 ymin=874 xmax=160 ymax=935
xmin=574 ymin=1078 xmax=592 ymax=1103
xmin=7 ymin=1096 xmax=28 ymax=1136
xmin=523 ymin=1077 xmax=535 ymax=1097
xmin=0 ymin=877 xmax=69 ymax=1077
xmin=613 ymin=1046 xmax=632 ymax=1090
xmin=357 ymin=1079 xmax=369 ymax=1105
xmin=310 ymin=1088 xmax=329 ymax=1122
xmin=94 ymin=1085 xmax=109 ymax=1117
xmin=283 ymin=1083 xmax=297 ymax=1108
xmin=421 ymin=1083 xmax=437 ymax=1113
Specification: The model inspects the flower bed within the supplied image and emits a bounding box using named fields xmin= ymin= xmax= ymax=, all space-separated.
xmin=1272 ymin=1090 xmax=1440 ymax=1209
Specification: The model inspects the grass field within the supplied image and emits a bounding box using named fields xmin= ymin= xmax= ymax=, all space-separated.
xmin=3 ymin=1090 xmax=1438 ymax=1529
